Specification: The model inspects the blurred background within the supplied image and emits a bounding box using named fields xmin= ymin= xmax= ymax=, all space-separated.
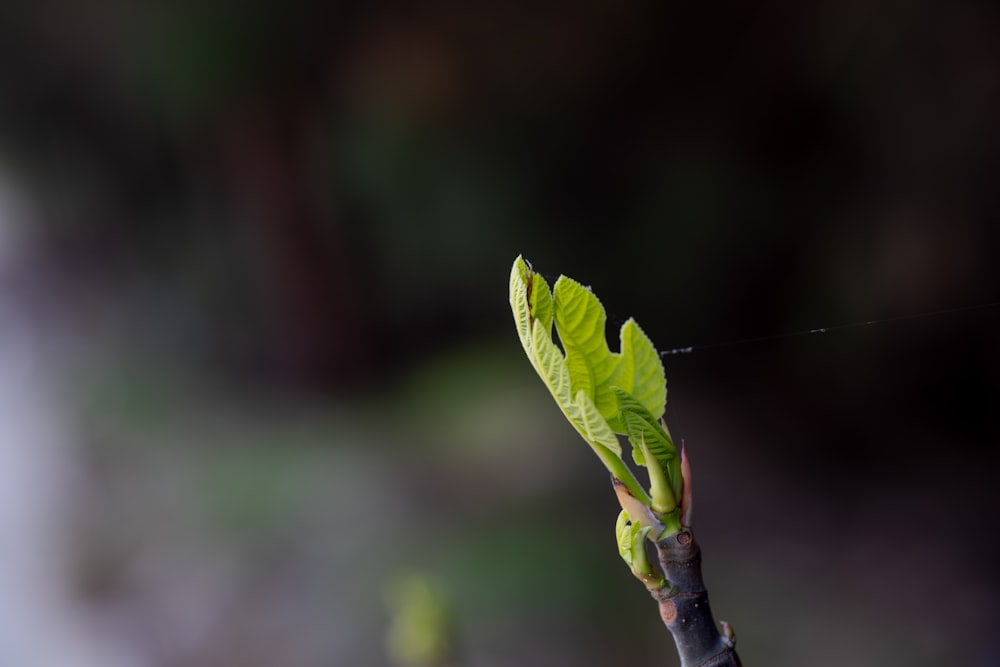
xmin=1 ymin=1 xmax=999 ymax=666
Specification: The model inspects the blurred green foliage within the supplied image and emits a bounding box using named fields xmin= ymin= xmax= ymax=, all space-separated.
xmin=385 ymin=573 xmax=456 ymax=667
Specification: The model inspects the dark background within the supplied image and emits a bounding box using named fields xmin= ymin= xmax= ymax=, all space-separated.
xmin=0 ymin=1 xmax=997 ymax=666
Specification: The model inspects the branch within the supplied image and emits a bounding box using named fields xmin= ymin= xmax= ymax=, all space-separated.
xmin=651 ymin=530 xmax=741 ymax=667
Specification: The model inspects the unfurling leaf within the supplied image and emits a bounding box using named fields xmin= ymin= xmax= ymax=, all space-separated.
xmin=552 ymin=277 xmax=666 ymax=431
xmin=615 ymin=510 xmax=665 ymax=589
xmin=510 ymin=256 xmax=681 ymax=531
xmin=616 ymin=510 xmax=633 ymax=564
xmin=510 ymin=257 xmax=647 ymax=502
xmin=613 ymin=388 xmax=676 ymax=470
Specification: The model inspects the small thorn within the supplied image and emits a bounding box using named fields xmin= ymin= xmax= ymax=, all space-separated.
xmin=680 ymin=441 xmax=693 ymax=527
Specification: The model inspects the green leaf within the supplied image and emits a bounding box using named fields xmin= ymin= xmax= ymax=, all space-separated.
xmin=615 ymin=512 xmax=646 ymax=569
xmin=510 ymin=257 xmax=648 ymax=503
xmin=574 ymin=390 xmax=621 ymax=456
xmin=613 ymin=388 xmax=676 ymax=470
xmin=510 ymin=256 xmax=553 ymax=354
xmin=511 ymin=257 xmax=686 ymax=538
xmin=553 ymin=276 xmax=618 ymax=418
xmin=614 ymin=387 xmax=680 ymax=514
xmin=552 ymin=277 xmax=666 ymax=432
xmin=615 ymin=511 xmax=665 ymax=587
xmin=609 ymin=319 xmax=667 ymax=422
xmin=616 ymin=510 xmax=633 ymax=565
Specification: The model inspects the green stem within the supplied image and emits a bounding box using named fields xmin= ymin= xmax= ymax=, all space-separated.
xmin=641 ymin=436 xmax=676 ymax=515
xmin=592 ymin=443 xmax=651 ymax=506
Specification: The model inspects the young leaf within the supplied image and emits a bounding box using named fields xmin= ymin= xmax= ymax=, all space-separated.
xmin=613 ymin=387 xmax=676 ymax=469
xmin=615 ymin=387 xmax=681 ymax=514
xmin=551 ymin=276 xmax=666 ymax=432
xmin=630 ymin=524 xmax=659 ymax=578
xmin=574 ymin=389 xmax=621 ymax=457
xmin=616 ymin=510 xmax=633 ymax=566
xmin=553 ymin=276 xmax=619 ymax=417
xmin=510 ymin=257 xmax=553 ymax=355
xmin=616 ymin=511 xmax=665 ymax=589
xmin=609 ymin=319 xmax=667 ymax=423
xmin=510 ymin=257 xmax=649 ymax=503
